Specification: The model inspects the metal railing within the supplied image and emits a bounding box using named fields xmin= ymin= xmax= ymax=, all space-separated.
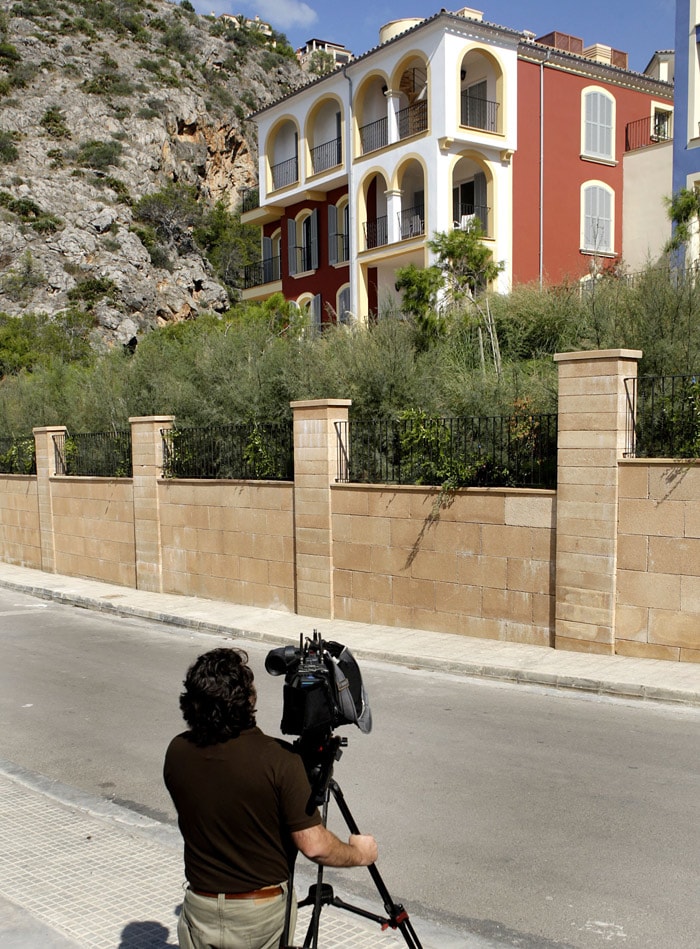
xmin=53 ymin=431 xmax=132 ymax=477
xmin=162 ymin=422 xmax=294 ymax=480
xmin=240 ymin=188 xmax=259 ymax=213
xmin=270 ymin=155 xmax=298 ymax=190
xmin=0 ymin=436 xmax=36 ymax=474
xmin=291 ymin=244 xmax=315 ymax=273
xmin=244 ymin=255 xmax=281 ymax=289
xmin=310 ymin=136 xmax=342 ymax=174
xmin=454 ymin=203 xmax=490 ymax=237
xmin=397 ymin=100 xmax=428 ymax=140
xmin=625 ymin=113 xmax=672 ymax=152
xmin=335 ymin=414 xmax=557 ymax=488
xmin=363 ymin=216 xmax=388 ymax=249
xmin=398 ymin=206 xmax=425 ymax=240
xmin=460 ymin=94 xmax=499 ymax=132
xmin=359 ymin=116 xmax=388 ymax=155
xmin=625 ymin=375 xmax=700 ymax=458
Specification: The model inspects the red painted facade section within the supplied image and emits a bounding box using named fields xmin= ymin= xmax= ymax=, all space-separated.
xmin=513 ymin=58 xmax=670 ymax=285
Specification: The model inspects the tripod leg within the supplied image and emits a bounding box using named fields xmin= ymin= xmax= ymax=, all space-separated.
xmin=328 ymin=779 xmax=424 ymax=949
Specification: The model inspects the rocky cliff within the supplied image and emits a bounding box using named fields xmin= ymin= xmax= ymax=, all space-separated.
xmin=0 ymin=0 xmax=306 ymax=346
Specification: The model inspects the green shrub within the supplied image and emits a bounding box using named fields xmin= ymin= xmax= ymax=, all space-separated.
xmin=0 ymin=131 xmax=18 ymax=164
xmin=82 ymin=71 xmax=133 ymax=96
xmin=74 ymin=139 xmax=123 ymax=170
xmin=0 ymin=41 xmax=20 ymax=65
xmin=67 ymin=277 xmax=118 ymax=310
xmin=40 ymin=106 xmax=71 ymax=140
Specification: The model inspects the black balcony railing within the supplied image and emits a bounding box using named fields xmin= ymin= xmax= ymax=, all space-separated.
xmin=625 ymin=113 xmax=673 ymax=151
xmin=625 ymin=375 xmax=700 ymax=458
xmin=460 ymin=93 xmax=499 ymax=132
xmin=162 ymin=422 xmax=294 ymax=480
xmin=310 ymin=136 xmax=342 ymax=174
xmin=397 ymin=100 xmax=428 ymax=140
xmin=0 ymin=436 xmax=36 ymax=474
xmin=335 ymin=414 xmax=557 ymax=488
xmin=244 ymin=255 xmax=281 ymax=289
xmin=241 ymin=188 xmax=259 ymax=213
xmin=363 ymin=216 xmax=388 ymax=249
xmin=291 ymin=244 xmax=315 ymax=273
xmin=270 ymin=155 xmax=298 ymax=190
xmin=454 ymin=203 xmax=489 ymax=236
xmin=53 ymin=431 xmax=132 ymax=477
xmin=398 ymin=205 xmax=425 ymax=240
xmin=359 ymin=116 xmax=388 ymax=155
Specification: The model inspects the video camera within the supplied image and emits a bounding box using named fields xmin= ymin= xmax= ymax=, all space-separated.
xmin=265 ymin=630 xmax=372 ymax=739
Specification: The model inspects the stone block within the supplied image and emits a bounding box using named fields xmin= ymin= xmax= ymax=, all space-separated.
xmin=616 ymin=534 xmax=647 ymax=571
xmin=648 ymin=609 xmax=700 ymax=649
xmin=615 ymin=640 xmax=680 ymax=661
xmin=504 ymin=495 xmax=555 ymax=528
xmin=614 ymin=604 xmax=648 ymax=641
xmin=617 ymin=569 xmax=680 ymax=610
xmin=617 ymin=498 xmax=685 ymax=537
xmin=649 ymin=537 xmax=700 ymax=576
xmin=459 ymin=554 xmax=507 ymax=589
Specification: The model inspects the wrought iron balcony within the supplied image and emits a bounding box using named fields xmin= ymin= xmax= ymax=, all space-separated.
xmin=291 ymin=244 xmax=315 ymax=274
xmin=625 ymin=113 xmax=673 ymax=151
xmin=359 ymin=116 xmax=388 ymax=155
xmin=270 ymin=155 xmax=298 ymax=190
xmin=397 ymin=100 xmax=428 ymax=140
xmin=363 ymin=216 xmax=388 ymax=250
xmin=244 ymin=255 xmax=281 ymax=289
xmin=310 ymin=136 xmax=342 ymax=174
xmin=454 ymin=204 xmax=490 ymax=237
xmin=240 ymin=188 xmax=259 ymax=213
xmin=460 ymin=93 xmax=499 ymax=133
xmin=398 ymin=206 xmax=425 ymax=240
xmin=331 ymin=232 xmax=349 ymax=263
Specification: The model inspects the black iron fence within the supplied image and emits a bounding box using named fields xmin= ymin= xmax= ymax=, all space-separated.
xmin=460 ymin=94 xmax=499 ymax=132
xmin=244 ymin=255 xmax=281 ymax=289
xmin=625 ymin=112 xmax=672 ymax=151
xmin=53 ymin=431 xmax=132 ymax=477
xmin=454 ymin=203 xmax=489 ymax=236
xmin=363 ymin=216 xmax=388 ymax=249
xmin=625 ymin=375 xmax=700 ymax=458
xmin=398 ymin=205 xmax=425 ymax=239
xmin=162 ymin=422 xmax=294 ymax=480
xmin=0 ymin=436 xmax=36 ymax=474
xmin=359 ymin=117 xmax=388 ymax=155
xmin=397 ymin=100 xmax=428 ymax=139
xmin=240 ymin=188 xmax=259 ymax=213
xmin=335 ymin=413 xmax=557 ymax=488
xmin=310 ymin=136 xmax=342 ymax=174
xmin=270 ymin=156 xmax=298 ymax=190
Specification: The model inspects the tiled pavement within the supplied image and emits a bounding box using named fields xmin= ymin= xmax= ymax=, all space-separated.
xmin=1 ymin=561 xmax=699 ymax=948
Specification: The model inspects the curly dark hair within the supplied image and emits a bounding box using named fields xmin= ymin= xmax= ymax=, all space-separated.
xmin=179 ymin=648 xmax=257 ymax=746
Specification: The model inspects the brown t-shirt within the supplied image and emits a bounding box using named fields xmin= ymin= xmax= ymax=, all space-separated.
xmin=163 ymin=727 xmax=321 ymax=893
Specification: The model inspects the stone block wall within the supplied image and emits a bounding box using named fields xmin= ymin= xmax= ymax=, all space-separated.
xmin=0 ymin=476 xmax=41 ymax=568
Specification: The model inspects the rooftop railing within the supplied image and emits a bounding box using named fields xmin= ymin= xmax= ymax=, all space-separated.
xmin=625 ymin=113 xmax=672 ymax=151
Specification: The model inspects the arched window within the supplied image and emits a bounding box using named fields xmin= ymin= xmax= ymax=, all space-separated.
xmin=582 ymin=88 xmax=615 ymax=162
xmin=581 ymin=182 xmax=614 ymax=254
xmin=287 ymin=210 xmax=319 ymax=275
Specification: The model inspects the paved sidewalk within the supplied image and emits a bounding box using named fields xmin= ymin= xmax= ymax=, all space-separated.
xmin=1 ymin=561 xmax=699 ymax=948
xmin=0 ymin=561 xmax=698 ymax=707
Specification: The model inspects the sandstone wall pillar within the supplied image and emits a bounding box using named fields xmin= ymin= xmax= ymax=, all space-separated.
xmin=129 ymin=415 xmax=174 ymax=593
xmin=291 ymin=399 xmax=351 ymax=618
xmin=32 ymin=425 xmax=67 ymax=574
xmin=554 ymin=349 xmax=642 ymax=653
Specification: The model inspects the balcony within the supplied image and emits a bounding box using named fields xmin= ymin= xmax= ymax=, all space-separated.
xmin=363 ymin=216 xmax=388 ymax=249
xmin=270 ymin=156 xmax=298 ymax=191
xmin=460 ymin=94 xmax=499 ymax=133
xmin=244 ymin=255 xmax=281 ymax=289
xmin=398 ymin=205 xmax=425 ymax=240
xmin=310 ymin=136 xmax=342 ymax=174
xmin=397 ymin=101 xmax=428 ymax=140
xmin=625 ymin=113 xmax=672 ymax=151
xmin=330 ymin=232 xmax=349 ymax=263
xmin=454 ymin=204 xmax=490 ymax=237
xmin=359 ymin=117 xmax=388 ymax=155
xmin=291 ymin=244 xmax=315 ymax=274
xmin=241 ymin=188 xmax=259 ymax=213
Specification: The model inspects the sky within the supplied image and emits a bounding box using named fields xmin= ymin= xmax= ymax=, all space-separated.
xmin=191 ymin=1 xmax=676 ymax=75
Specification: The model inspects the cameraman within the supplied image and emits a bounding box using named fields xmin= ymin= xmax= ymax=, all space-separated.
xmin=164 ymin=647 xmax=378 ymax=949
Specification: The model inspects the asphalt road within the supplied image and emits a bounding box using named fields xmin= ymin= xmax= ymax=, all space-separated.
xmin=0 ymin=586 xmax=698 ymax=948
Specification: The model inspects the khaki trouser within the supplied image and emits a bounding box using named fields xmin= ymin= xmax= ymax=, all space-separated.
xmin=177 ymin=884 xmax=297 ymax=949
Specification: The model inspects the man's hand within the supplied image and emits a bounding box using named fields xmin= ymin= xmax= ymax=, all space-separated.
xmin=292 ymin=824 xmax=378 ymax=867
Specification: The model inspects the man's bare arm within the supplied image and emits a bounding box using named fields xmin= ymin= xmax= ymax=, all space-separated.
xmin=292 ymin=825 xmax=378 ymax=867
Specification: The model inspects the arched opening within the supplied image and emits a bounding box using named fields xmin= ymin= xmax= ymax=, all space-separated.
xmin=396 ymin=158 xmax=426 ymax=239
xmin=459 ymin=48 xmax=503 ymax=134
xmin=393 ymin=54 xmax=429 ymax=140
xmin=307 ymin=97 xmax=343 ymax=175
xmin=355 ymin=74 xmax=389 ymax=155
xmin=451 ymin=154 xmax=492 ymax=237
xmin=360 ymin=172 xmax=389 ymax=249
xmin=267 ymin=118 xmax=300 ymax=190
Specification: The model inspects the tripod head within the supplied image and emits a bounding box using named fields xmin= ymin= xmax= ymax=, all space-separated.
xmin=295 ymin=731 xmax=347 ymax=806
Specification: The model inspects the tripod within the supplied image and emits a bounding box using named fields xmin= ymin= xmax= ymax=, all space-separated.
xmin=286 ymin=735 xmax=423 ymax=949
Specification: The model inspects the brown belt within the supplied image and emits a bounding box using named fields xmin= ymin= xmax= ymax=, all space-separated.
xmin=191 ymin=885 xmax=284 ymax=900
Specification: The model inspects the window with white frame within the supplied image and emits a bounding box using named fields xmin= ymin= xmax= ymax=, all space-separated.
xmin=581 ymin=182 xmax=614 ymax=254
xmin=582 ymin=88 xmax=615 ymax=162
